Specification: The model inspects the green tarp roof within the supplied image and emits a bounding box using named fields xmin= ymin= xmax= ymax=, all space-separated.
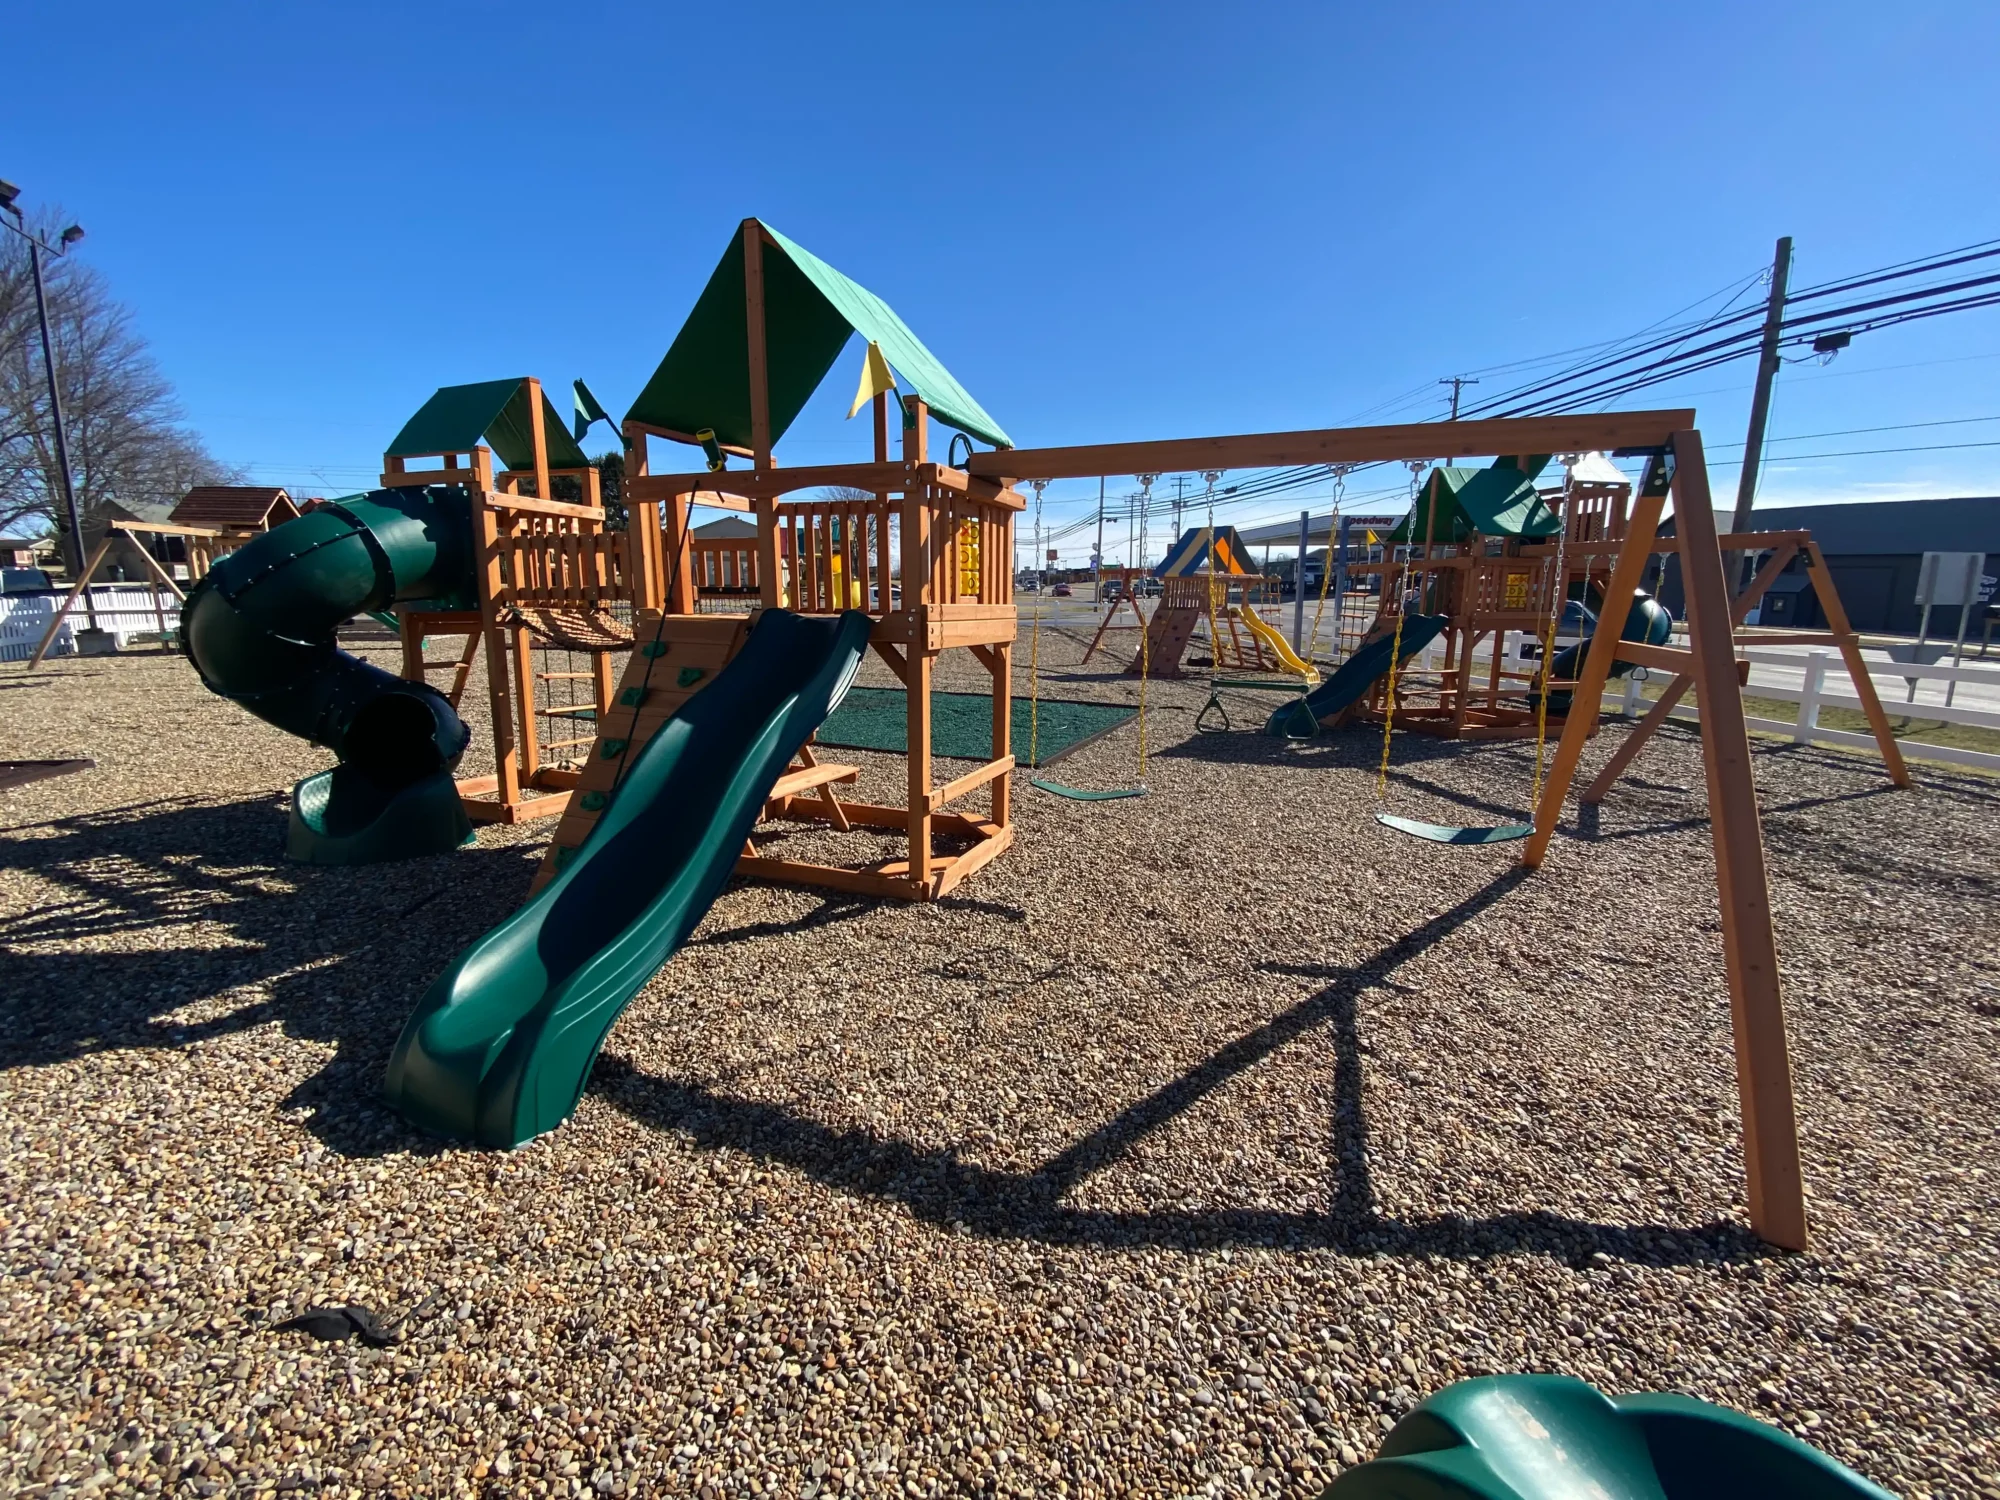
xmin=386 ymin=379 xmax=593 ymax=472
xmin=625 ymin=220 xmax=1011 ymax=452
xmin=1389 ymin=456 xmax=1559 ymax=543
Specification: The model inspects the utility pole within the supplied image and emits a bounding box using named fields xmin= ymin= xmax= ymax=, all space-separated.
xmin=1136 ymin=474 xmax=1157 ymax=582
xmin=1731 ymin=235 xmax=1794 ymax=591
xmin=1439 ymin=375 xmax=1478 ymax=420
xmin=1093 ymin=476 xmax=1105 ymax=606
xmin=1172 ymin=474 xmax=1186 ymax=537
xmin=1439 ymin=376 xmax=1478 ymax=466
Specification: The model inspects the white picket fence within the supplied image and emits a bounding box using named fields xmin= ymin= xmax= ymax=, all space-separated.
xmin=0 ymin=586 xmax=182 ymax=663
xmin=1618 ymin=647 xmax=2000 ymax=773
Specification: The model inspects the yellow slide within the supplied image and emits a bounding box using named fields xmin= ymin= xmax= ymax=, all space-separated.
xmin=1237 ymin=604 xmax=1321 ymax=686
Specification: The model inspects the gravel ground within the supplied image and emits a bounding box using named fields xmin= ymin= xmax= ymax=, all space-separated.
xmin=1 ymin=620 xmax=1996 ymax=1500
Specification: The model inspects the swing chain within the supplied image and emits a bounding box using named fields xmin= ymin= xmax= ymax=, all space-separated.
xmin=1376 ymin=462 xmax=1435 ymax=797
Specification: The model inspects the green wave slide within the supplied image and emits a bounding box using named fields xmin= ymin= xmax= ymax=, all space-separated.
xmin=1325 ymin=1375 xmax=1892 ymax=1500
xmin=180 ymin=486 xmax=478 ymax=865
xmin=1263 ymin=613 xmax=1449 ymax=736
xmin=384 ymin=608 xmax=873 ymax=1148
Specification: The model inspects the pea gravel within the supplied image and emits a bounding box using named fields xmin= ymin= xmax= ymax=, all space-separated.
xmin=0 ymin=625 xmax=1995 ymax=1499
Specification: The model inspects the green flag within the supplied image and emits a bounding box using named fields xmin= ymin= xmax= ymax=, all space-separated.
xmin=572 ymin=379 xmax=613 ymax=443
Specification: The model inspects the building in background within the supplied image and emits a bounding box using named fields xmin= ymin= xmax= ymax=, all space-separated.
xmin=1659 ymin=497 xmax=1996 ymax=636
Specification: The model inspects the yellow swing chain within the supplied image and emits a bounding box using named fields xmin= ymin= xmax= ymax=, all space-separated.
xmin=1027 ymin=481 xmax=1046 ymax=771
xmin=1376 ymin=461 xmax=1434 ymax=798
xmin=1303 ymin=467 xmax=1348 ymax=666
xmin=1530 ymin=461 xmax=1574 ymax=809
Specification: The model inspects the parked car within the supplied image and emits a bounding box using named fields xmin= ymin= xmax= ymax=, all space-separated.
xmin=1052 ymin=582 xmax=1073 ymax=597
xmin=1100 ymin=579 xmax=1124 ymax=601
xmin=1 ymin=567 xmax=55 ymax=595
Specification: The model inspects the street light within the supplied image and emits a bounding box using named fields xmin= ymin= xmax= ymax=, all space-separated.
xmin=0 ymin=179 xmax=90 ymax=624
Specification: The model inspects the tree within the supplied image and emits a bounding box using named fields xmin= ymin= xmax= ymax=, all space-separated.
xmin=593 ymin=449 xmax=627 ymax=530
xmin=1 ymin=210 xmax=243 ymax=551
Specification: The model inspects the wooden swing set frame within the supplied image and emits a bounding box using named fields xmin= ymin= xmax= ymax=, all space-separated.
xmin=963 ymin=409 xmax=1905 ymax=1252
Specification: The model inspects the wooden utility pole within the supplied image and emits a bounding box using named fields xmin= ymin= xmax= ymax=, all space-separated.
xmin=1730 ymin=236 xmax=1793 ymax=589
xmin=1093 ymin=477 xmax=1105 ymax=605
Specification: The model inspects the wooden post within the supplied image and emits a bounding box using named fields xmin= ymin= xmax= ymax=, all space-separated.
xmin=744 ymin=220 xmax=772 ymax=471
xmin=902 ymin=463 xmax=934 ymax=892
xmin=1803 ymin=540 xmax=1911 ymax=786
xmin=399 ymin=613 xmax=426 ymax=684
xmin=1669 ymin=429 xmax=1808 ymax=1252
xmin=990 ymin=641 xmax=1012 ymax=828
xmin=662 ymin=491 xmax=696 ymax=615
xmin=511 ymin=621 xmax=541 ymax=780
xmin=472 ymin=489 xmax=523 ymax=808
xmin=525 ymin=377 xmax=552 ymax=502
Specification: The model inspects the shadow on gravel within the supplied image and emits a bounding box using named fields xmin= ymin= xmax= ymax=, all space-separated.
xmin=0 ymin=792 xmax=542 ymax=1156
xmin=595 ymin=865 xmax=1775 ymax=1269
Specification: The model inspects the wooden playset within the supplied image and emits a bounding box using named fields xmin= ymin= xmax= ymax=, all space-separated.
xmin=522 ymin=219 xmax=1025 ymax=902
xmin=1080 ymin=554 xmax=1288 ymax=680
xmin=23 ymin=495 xmax=297 ymax=667
xmin=375 ymin=377 xmax=662 ymax=828
xmin=152 ymin=208 xmax=1916 ymax=1252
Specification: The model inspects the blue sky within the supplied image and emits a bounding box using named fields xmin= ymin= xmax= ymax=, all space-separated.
xmin=8 ymin=1 xmax=1997 ymax=563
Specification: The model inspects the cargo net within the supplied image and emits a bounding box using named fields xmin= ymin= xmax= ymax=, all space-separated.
xmin=507 ymin=606 xmax=634 ymax=772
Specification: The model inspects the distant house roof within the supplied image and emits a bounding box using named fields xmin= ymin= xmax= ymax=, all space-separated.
xmin=170 ymin=486 xmax=299 ymax=530
xmin=0 ymin=536 xmax=45 ymax=549
xmin=1736 ymin=497 xmax=2000 ymax=556
xmin=91 ymin=498 xmax=176 ymax=527
xmin=693 ymin=516 xmax=758 ymax=540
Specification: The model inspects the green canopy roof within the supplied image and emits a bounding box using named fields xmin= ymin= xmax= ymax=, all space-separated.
xmin=386 ymin=379 xmax=593 ymax=472
xmin=625 ymin=220 xmax=1011 ymax=452
xmin=1389 ymin=456 xmax=1559 ymax=544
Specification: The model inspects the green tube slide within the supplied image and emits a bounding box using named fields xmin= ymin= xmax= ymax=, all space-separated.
xmin=1324 ymin=1374 xmax=1892 ymax=1499
xmin=384 ymin=608 xmax=872 ymax=1148
xmin=1535 ymin=591 xmax=1673 ymax=716
xmin=180 ymin=486 xmax=479 ymax=864
xmin=1263 ymin=613 xmax=1449 ymax=736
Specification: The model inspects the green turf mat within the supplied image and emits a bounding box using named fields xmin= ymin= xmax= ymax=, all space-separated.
xmin=818 ymin=686 xmax=1135 ymax=767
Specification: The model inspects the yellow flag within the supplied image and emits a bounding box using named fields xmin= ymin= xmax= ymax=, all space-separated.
xmin=846 ymin=341 xmax=897 ymax=419
xmin=1364 ymin=529 xmax=1379 ymax=545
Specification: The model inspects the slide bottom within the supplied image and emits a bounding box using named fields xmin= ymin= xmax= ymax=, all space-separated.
xmin=1325 ymin=1374 xmax=1893 ymax=1500
xmin=287 ymin=767 xmax=473 ymax=866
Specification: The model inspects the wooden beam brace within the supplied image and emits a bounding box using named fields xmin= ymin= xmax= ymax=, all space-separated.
xmin=1614 ymin=641 xmax=1698 ymax=673
xmin=869 ymin=639 xmax=910 ymax=683
xmin=26 ymin=535 xmax=115 ymax=668
xmin=930 ymin=755 xmax=1015 ymax=811
xmin=965 ymin=410 xmax=1694 ymax=482
xmin=1582 ymin=536 xmax=1800 ymax=801
xmin=1801 ymin=540 xmax=1911 ymax=788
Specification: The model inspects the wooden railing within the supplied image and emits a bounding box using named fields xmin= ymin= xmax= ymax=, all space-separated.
xmin=927 ymin=493 xmax=1014 ymax=608
xmin=487 ymin=495 xmax=634 ymax=608
xmin=775 ymin=498 xmax=898 ymax=614
xmin=692 ymin=539 xmax=760 ymax=595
